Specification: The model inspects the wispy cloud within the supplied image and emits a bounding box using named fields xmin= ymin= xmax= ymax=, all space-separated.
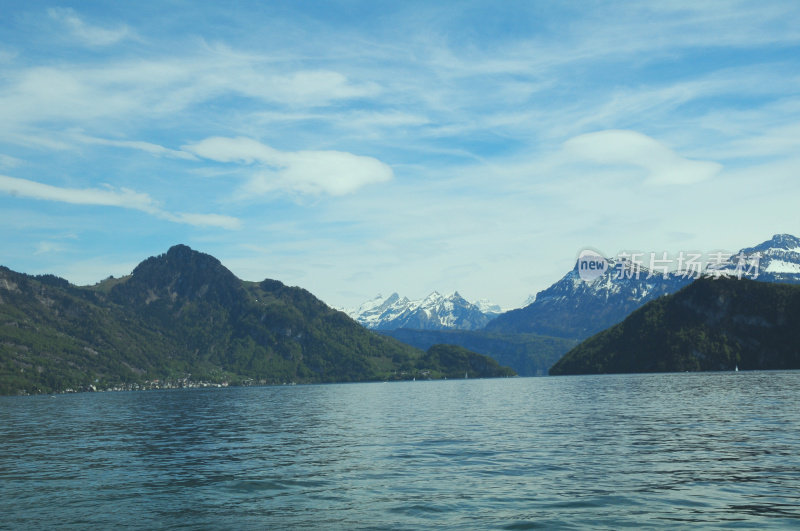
xmin=0 ymin=174 xmax=240 ymax=229
xmin=0 ymin=154 xmax=23 ymax=169
xmin=1 ymin=2 xmax=799 ymax=305
xmin=564 ymin=130 xmax=723 ymax=186
xmin=184 ymin=137 xmax=394 ymax=197
xmin=166 ymin=212 xmax=241 ymax=230
xmin=0 ymin=57 xmax=383 ymax=139
xmin=48 ymin=8 xmax=135 ymax=47
xmin=73 ymin=133 xmax=197 ymax=160
xmin=34 ymin=241 xmax=68 ymax=255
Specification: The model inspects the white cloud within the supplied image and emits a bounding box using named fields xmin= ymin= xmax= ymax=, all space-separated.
xmin=184 ymin=137 xmax=281 ymax=164
xmin=184 ymin=137 xmax=394 ymax=196
xmin=1 ymin=1 xmax=799 ymax=308
xmin=0 ymin=174 xmax=157 ymax=209
xmin=0 ymin=59 xmax=382 ymax=137
xmin=48 ymin=8 xmax=134 ymax=47
xmin=0 ymin=154 xmax=23 ymax=169
xmin=34 ymin=241 xmax=68 ymax=255
xmin=0 ymin=174 xmax=240 ymax=229
xmin=167 ymin=212 xmax=242 ymax=230
xmin=260 ymin=70 xmax=380 ymax=107
xmin=73 ymin=133 xmax=197 ymax=160
xmin=564 ymin=130 xmax=722 ymax=185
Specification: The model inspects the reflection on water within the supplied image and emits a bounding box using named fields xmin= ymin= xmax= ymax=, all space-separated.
xmin=2 ymin=372 xmax=800 ymax=528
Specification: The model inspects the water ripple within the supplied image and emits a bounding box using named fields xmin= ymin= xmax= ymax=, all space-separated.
xmin=2 ymin=372 xmax=800 ymax=528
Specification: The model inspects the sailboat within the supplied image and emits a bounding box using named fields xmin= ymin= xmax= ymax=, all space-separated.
xmin=464 ymin=370 xmax=468 ymax=379
xmin=735 ymin=365 xmax=739 ymax=372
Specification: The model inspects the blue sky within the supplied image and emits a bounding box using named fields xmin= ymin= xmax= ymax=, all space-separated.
xmin=1 ymin=1 xmax=800 ymax=309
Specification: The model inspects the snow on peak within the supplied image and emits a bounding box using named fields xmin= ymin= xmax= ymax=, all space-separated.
xmin=422 ymin=291 xmax=443 ymax=304
xmin=475 ymin=298 xmax=503 ymax=315
xmin=729 ymin=234 xmax=800 ymax=277
xmin=742 ymin=234 xmax=800 ymax=254
xmin=348 ymin=290 xmax=502 ymax=330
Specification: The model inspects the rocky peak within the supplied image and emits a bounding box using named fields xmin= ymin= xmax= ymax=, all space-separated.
xmin=743 ymin=234 xmax=800 ymax=253
xmin=112 ymin=245 xmax=242 ymax=306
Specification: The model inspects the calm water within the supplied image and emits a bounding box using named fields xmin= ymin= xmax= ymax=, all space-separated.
xmin=2 ymin=372 xmax=800 ymax=529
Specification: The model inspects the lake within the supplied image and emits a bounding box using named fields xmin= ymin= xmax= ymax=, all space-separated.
xmin=2 ymin=372 xmax=799 ymax=529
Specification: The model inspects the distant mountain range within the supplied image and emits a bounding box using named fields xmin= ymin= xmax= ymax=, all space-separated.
xmin=486 ymin=260 xmax=691 ymax=339
xmin=346 ymin=291 xmax=502 ymax=330
xmin=550 ymin=276 xmax=800 ymax=375
xmin=0 ymin=245 xmax=514 ymax=395
xmin=488 ymin=234 xmax=800 ymax=340
xmin=347 ymin=235 xmax=800 ymax=376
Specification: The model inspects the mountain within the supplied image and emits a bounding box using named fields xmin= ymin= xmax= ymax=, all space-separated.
xmin=347 ymin=291 xmax=499 ymax=330
xmin=422 ymin=344 xmax=515 ymax=379
xmin=486 ymin=259 xmax=692 ymax=339
xmin=550 ymin=277 xmax=800 ymax=375
xmin=378 ymin=328 xmax=578 ymax=376
xmin=0 ymin=245 xmax=514 ymax=395
xmin=716 ymin=233 xmax=800 ymax=282
xmin=486 ymin=234 xmax=800 ymax=341
xmin=474 ymin=299 xmax=503 ymax=317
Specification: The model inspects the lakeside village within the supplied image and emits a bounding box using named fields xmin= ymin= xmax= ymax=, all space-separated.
xmin=48 ymin=377 xmax=274 ymax=395
xmin=33 ymin=369 xmax=441 ymax=395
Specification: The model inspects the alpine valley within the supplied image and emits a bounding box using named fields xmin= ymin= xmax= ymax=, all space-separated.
xmin=358 ymin=234 xmax=800 ymax=377
xmin=0 ymin=245 xmax=514 ymax=395
xmin=346 ymin=293 xmax=578 ymax=376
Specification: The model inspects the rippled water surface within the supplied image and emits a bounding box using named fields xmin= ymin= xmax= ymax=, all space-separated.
xmin=2 ymin=372 xmax=800 ymax=529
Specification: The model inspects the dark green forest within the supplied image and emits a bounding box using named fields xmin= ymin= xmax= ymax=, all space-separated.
xmin=550 ymin=277 xmax=800 ymax=375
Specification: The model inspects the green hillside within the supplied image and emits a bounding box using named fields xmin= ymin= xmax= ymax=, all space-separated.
xmin=0 ymin=245 xmax=514 ymax=395
xmin=379 ymin=328 xmax=578 ymax=376
xmin=550 ymin=277 xmax=800 ymax=375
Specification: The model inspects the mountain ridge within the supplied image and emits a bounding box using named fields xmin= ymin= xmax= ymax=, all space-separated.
xmin=0 ymin=245 xmax=514 ymax=395
xmin=347 ymin=290 xmax=501 ymax=330
xmin=486 ymin=234 xmax=800 ymax=340
xmin=486 ymin=259 xmax=692 ymax=339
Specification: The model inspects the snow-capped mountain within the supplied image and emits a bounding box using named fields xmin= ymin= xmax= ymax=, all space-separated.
xmin=486 ymin=234 xmax=800 ymax=340
xmin=485 ymin=259 xmax=691 ymax=339
xmin=474 ymin=299 xmax=503 ymax=317
xmin=718 ymin=233 xmax=800 ymax=281
xmin=348 ymin=291 xmax=499 ymax=330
